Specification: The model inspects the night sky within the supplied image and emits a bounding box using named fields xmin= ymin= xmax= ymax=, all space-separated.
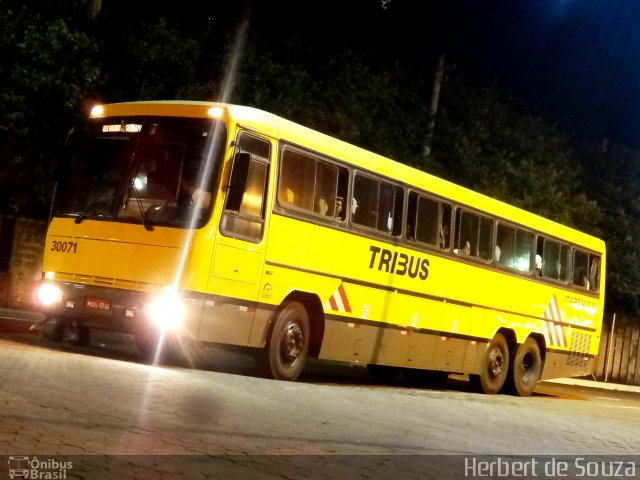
xmin=442 ymin=0 xmax=640 ymax=148
xmin=118 ymin=0 xmax=640 ymax=147
xmin=249 ymin=0 xmax=640 ymax=147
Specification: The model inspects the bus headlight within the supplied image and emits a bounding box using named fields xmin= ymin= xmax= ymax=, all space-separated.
xmin=36 ymin=283 xmax=62 ymax=307
xmin=145 ymin=289 xmax=186 ymax=331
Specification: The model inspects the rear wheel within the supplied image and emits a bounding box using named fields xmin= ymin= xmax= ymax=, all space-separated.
xmin=469 ymin=333 xmax=509 ymax=394
xmin=257 ymin=301 xmax=310 ymax=381
xmin=504 ymin=337 xmax=542 ymax=397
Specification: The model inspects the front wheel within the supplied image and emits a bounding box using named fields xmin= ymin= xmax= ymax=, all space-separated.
xmin=504 ymin=337 xmax=542 ymax=397
xmin=469 ymin=333 xmax=509 ymax=394
xmin=257 ymin=301 xmax=310 ymax=381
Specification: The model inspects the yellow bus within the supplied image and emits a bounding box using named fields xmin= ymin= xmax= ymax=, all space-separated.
xmin=36 ymin=101 xmax=605 ymax=396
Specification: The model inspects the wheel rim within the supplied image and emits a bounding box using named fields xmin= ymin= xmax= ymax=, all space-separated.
xmin=280 ymin=320 xmax=304 ymax=367
xmin=519 ymin=351 xmax=536 ymax=382
xmin=487 ymin=346 xmax=505 ymax=379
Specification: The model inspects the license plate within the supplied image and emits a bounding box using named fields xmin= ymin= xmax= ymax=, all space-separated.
xmin=85 ymin=297 xmax=111 ymax=311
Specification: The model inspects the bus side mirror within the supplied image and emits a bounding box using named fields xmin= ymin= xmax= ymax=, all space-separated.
xmin=225 ymin=152 xmax=251 ymax=210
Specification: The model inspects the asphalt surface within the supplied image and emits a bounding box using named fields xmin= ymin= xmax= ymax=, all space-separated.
xmin=1 ymin=307 xmax=639 ymax=480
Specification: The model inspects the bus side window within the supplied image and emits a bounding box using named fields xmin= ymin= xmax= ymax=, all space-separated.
xmin=220 ymin=134 xmax=270 ymax=242
xmin=496 ymin=223 xmax=515 ymax=267
xmin=573 ymin=248 xmax=600 ymax=291
xmin=588 ymin=256 xmax=600 ymax=291
xmin=415 ymin=194 xmax=439 ymax=246
xmin=514 ymin=229 xmax=534 ymax=272
xmin=454 ymin=209 xmax=492 ymax=260
xmin=352 ymin=174 xmax=378 ymax=229
xmin=497 ymin=224 xmax=533 ymax=272
xmin=277 ymin=147 xmax=347 ymax=221
xmin=478 ymin=216 xmax=493 ymax=260
xmin=335 ymin=168 xmax=349 ymax=220
xmin=406 ymin=192 xmax=418 ymax=241
xmin=352 ymin=173 xmax=403 ymax=236
xmin=277 ymin=149 xmax=314 ymax=210
xmin=538 ymin=236 xmax=569 ymax=281
xmin=454 ymin=209 xmax=470 ymax=255
xmin=439 ymin=204 xmax=451 ymax=250
xmin=314 ymin=161 xmax=339 ymax=216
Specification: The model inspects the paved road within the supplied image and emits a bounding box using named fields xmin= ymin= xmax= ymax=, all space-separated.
xmin=1 ymin=316 xmax=639 ymax=479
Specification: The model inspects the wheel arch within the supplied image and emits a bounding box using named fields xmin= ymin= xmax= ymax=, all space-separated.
xmin=497 ymin=327 xmax=517 ymax=347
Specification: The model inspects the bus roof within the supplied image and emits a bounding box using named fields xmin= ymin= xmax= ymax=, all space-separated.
xmin=95 ymin=100 xmax=605 ymax=252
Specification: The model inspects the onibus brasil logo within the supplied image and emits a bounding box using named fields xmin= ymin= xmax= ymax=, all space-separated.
xmin=8 ymin=456 xmax=73 ymax=479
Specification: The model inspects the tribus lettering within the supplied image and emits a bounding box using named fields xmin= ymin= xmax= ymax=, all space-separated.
xmin=369 ymin=245 xmax=429 ymax=280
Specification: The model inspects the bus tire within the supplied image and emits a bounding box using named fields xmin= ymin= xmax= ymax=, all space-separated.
xmin=469 ymin=333 xmax=509 ymax=394
xmin=258 ymin=301 xmax=310 ymax=381
xmin=505 ymin=337 xmax=542 ymax=397
xmin=50 ymin=317 xmax=67 ymax=342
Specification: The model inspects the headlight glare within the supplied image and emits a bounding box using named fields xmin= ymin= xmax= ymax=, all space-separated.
xmin=37 ymin=283 xmax=62 ymax=306
xmin=146 ymin=289 xmax=186 ymax=331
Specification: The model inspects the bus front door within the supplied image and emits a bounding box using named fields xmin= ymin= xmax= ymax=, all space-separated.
xmin=202 ymin=138 xmax=272 ymax=346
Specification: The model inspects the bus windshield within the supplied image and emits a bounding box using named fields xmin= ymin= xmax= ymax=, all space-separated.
xmin=57 ymin=115 xmax=227 ymax=229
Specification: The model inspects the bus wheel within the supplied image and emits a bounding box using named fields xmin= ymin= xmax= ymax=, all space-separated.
xmin=50 ymin=317 xmax=67 ymax=342
xmin=367 ymin=364 xmax=401 ymax=383
xmin=469 ymin=333 xmax=509 ymax=394
xmin=505 ymin=337 xmax=542 ymax=397
xmin=258 ymin=301 xmax=310 ymax=381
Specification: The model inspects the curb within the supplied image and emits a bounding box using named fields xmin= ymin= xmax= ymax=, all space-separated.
xmin=544 ymin=377 xmax=640 ymax=394
xmin=0 ymin=308 xmax=45 ymax=333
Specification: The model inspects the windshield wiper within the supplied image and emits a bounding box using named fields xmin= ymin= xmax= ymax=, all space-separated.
xmin=74 ymin=198 xmax=96 ymax=224
xmin=129 ymin=180 xmax=154 ymax=231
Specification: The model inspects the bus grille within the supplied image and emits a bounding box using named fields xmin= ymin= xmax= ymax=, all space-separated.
xmin=54 ymin=271 xmax=160 ymax=292
xmin=566 ymin=331 xmax=591 ymax=367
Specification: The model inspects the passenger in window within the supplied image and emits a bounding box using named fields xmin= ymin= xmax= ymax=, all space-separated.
xmin=454 ymin=240 xmax=471 ymax=255
xmin=574 ymin=267 xmax=589 ymax=288
xmin=406 ymin=220 xmax=415 ymax=241
xmin=588 ymin=258 xmax=599 ymax=291
xmin=335 ymin=196 xmax=344 ymax=219
xmin=286 ymin=188 xmax=296 ymax=204
xmin=535 ymin=254 xmax=542 ymax=276
xmin=315 ymin=195 xmax=329 ymax=215
xmin=439 ymin=223 xmax=450 ymax=250
xmin=181 ymin=176 xmax=211 ymax=209
xmin=494 ymin=244 xmax=501 ymax=263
